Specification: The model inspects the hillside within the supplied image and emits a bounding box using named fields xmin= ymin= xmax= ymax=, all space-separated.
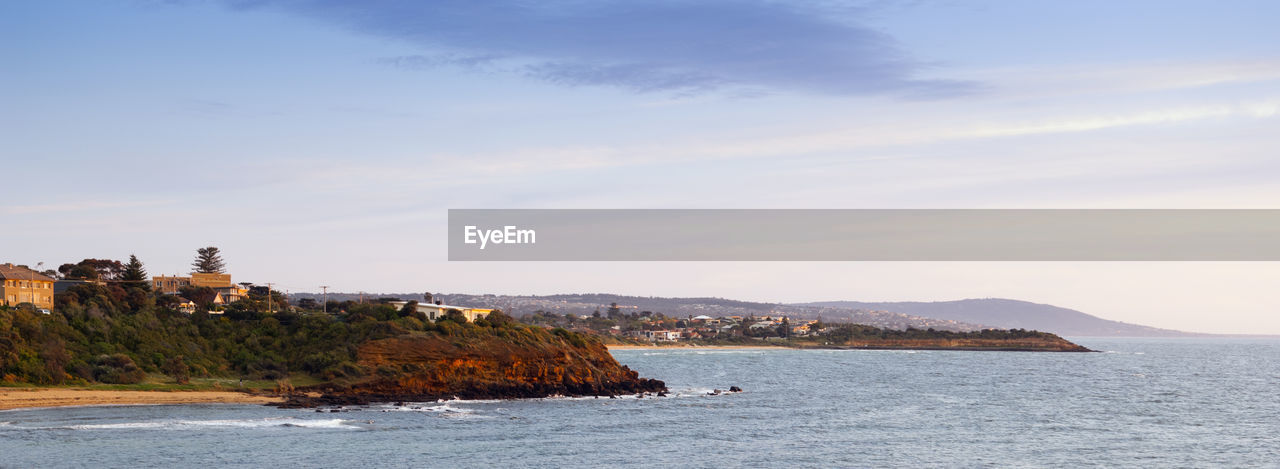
xmin=294 ymin=292 xmax=1195 ymax=337
xmin=796 ymin=299 xmax=1197 ymax=337
xmin=431 ymin=293 xmax=990 ymax=332
xmin=1 ymin=284 xmax=664 ymax=401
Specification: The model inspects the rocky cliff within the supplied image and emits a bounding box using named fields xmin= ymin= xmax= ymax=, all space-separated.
xmin=285 ymin=329 xmax=665 ymax=406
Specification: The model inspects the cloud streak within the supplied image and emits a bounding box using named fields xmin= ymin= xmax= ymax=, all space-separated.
xmin=222 ymin=0 xmax=971 ymax=96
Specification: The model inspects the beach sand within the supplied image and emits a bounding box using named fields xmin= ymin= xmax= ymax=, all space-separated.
xmin=606 ymin=344 xmax=783 ymax=350
xmin=0 ymin=388 xmax=283 ymax=411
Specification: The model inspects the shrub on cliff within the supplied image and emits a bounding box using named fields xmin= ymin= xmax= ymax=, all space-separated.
xmin=552 ymin=328 xmax=589 ymax=348
xmin=92 ymin=354 xmax=146 ymax=384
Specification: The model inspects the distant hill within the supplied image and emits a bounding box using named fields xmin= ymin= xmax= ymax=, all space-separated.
xmin=431 ymin=293 xmax=991 ymax=332
xmin=795 ymin=299 xmax=1198 ymax=337
xmin=289 ymin=292 xmax=1197 ymax=337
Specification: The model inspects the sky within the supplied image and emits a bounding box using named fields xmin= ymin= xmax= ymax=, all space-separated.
xmin=3 ymin=0 xmax=1279 ymax=334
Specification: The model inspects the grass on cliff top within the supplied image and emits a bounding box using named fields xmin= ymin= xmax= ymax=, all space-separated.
xmin=0 ymin=373 xmax=325 ymax=392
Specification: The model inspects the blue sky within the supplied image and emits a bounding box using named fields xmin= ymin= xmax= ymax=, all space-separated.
xmin=4 ymin=0 xmax=1279 ymax=333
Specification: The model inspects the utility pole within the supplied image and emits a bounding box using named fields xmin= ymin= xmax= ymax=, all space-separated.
xmin=266 ymin=282 xmax=275 ymax=313
xmin=321 ymin=286 xmax=329 ymax=314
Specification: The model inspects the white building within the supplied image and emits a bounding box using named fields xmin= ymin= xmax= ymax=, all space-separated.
xmin=388 ymin=301 xmax=493 ymax=322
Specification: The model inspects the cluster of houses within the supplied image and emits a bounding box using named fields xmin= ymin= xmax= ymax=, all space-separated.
xmin=620 ymin=315 xmax=823 ymax=342
xmin=0 ymin=261 xmax=256 ymax=315
xmin=3 ymin=260 xmax=505 ymax=325
xmin=150 ymin=273 xmax=250 ymax=314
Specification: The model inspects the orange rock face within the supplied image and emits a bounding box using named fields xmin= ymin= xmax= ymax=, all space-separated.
xmin=341 ymin=333 xmax=665 ymax=401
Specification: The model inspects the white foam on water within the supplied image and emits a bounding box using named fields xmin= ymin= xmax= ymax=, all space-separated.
xmin=450 ymin=399 xmax=503 ymax=404
xmin=376 ymin=403 xmax=482 ymax=417
xmin=58 ymin=418 xmax=358 ymax=431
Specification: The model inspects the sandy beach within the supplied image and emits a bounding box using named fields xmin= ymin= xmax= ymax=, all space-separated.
xmin=0 ymin=389 xmax=283 ymax=411
xmin=606 ymin=344 xmax=784 ymax=350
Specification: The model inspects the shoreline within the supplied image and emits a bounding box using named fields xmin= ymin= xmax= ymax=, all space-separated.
xmin=607 ymin=344 xmax=783 ymax=350
xmin=0 ymin=389 xmax=283 ymax=411
xmin=607 ymin=342 xmax=1092 ymax=352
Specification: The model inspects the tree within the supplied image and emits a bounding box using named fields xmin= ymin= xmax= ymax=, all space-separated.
xmin=120 ymin=254 xmax=150 ymax=291
xmin=606 ymin=302 xmax=621 ymax=319
xmin=192 ymin=247 xmax=226 ymax=274
xmin=59 ymin=259 xmax=126 ymax=281
xmin=164 ymin=356 xmax=190 ymax=384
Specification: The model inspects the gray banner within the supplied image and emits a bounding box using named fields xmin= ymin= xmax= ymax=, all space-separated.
xmin=448 ymin=209 xmax=1280 ymax=261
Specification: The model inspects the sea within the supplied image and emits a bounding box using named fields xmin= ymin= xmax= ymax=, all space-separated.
xmin=2 ymin=338 xmax=1278 ymax=468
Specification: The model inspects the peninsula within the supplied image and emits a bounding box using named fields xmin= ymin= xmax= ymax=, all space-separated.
xmin=1 ymin=255 xmax=1091 ymax=410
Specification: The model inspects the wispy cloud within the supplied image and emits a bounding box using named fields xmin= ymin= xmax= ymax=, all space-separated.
xmin=383 ymin=99 xmax=1278 ymax=177
xmin=2 ymin=199 xmax=169 ymax=216
xmin=216 ymin=0 xmax=972 ymax=97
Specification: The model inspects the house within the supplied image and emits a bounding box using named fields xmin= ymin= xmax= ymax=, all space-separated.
xmin=54 ymin=279 xmax=93 ymax=294
xmin=190 ymin=272 xmax=232 ymax=288
xmin=152 ymin=273 xmax=247 ymax=302
xmin=152 ymin=275 xmax=192 ymax=294
xmin=174 ymin=297 xmax=197 ymax=314
xmin=388 ymin=301 xmax=493 ymax=322
xmin=628 ymin=330 xmax=682 ymax=342
xmin=0 ymin=263 xmax=55 ymax=309
xmin=213 ymin=286 xmax=248 ymax=303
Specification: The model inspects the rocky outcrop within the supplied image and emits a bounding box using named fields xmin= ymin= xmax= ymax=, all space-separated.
xmin=282 ymin=331 xmax=665 ymax=407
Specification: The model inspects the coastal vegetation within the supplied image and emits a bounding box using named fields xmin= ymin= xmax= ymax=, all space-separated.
xmin=519 ymin=308 xmax=1091 ymax=352
xmin=0 ymin=280 xmax=643 ymax=395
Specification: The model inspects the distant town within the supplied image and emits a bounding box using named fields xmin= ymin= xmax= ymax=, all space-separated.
xmin=1 ymin=247 xmax=976 ymax=345
xmin=2 ymin=247 xmax=1197 ymax=339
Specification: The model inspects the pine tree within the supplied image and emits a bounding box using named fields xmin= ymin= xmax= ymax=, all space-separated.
xmin=121 ymin=254 xmax=150 ymax=291
xmin=192 ymin=247 xmax=226 ymax=274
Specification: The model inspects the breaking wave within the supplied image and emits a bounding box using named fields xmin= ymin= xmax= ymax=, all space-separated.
xmin=42 ymin=418 xmax=359 ymax=431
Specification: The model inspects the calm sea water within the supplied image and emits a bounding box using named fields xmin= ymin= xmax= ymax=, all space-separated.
xmin=3 ymin=338 xmax=1279 ymax=468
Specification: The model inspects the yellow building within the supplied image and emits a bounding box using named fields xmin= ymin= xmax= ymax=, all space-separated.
xmin=152 ymin=275 xmax=192 ymax=294
xmin=152 ymin=273 xmax=245 ymax=302
xmin=0 ymin=263 xmax=55 ymax=309
xmin=191 ymin=273 xmax=232 ymax=288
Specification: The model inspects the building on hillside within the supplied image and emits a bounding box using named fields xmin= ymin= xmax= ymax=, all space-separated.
xmin=0 ymin=263 xmax=55 ymax=309
xmin=152 ymin=273 xmax=248 ymax=303
xmin=174 ymin=297 xmax=197 ymax=314
xmin=627 ymin=330 xmax=682 ymax=342
xmin=191 ymin=273 xmax=232 ymax=288
xmin=213 ymin=286 xmax=247 ymax=303
xmin=388 ymin=301 xmax=493 ymax=322
xmin=54 ymin=279 xmax=92 ymax=294
xmin=152 ymin=275 xmax=192 ymax=294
